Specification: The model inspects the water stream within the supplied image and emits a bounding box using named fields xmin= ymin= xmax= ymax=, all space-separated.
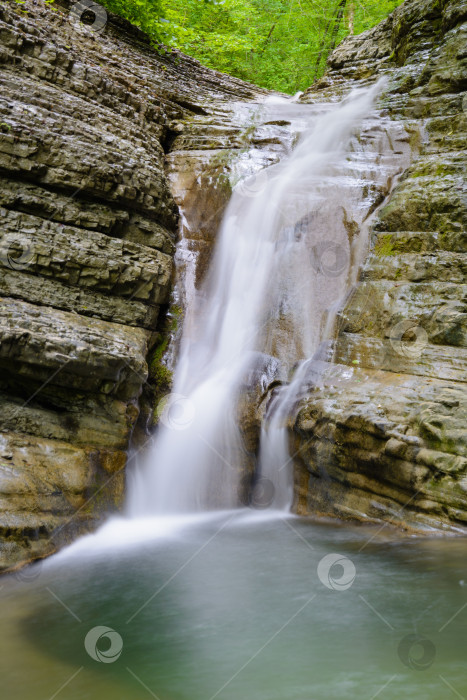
xmin=4 ymin=83 xmax=464 ymax=700
xmin=129 ymin=79 xmax=411 ymax=516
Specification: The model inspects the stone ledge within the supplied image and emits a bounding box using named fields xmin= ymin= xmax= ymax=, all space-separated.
xmin=0 ymin=208 xmax=172 ymax=304
xmin=363 ymin=250 xmax=466 ymax=282
xmin=334 ymin=333 xmax=467 ymax=381
xmin=0 ymin=176 xmax=176 ymax=255
xmin=0 ymin=391 xmax=136 ymax=450
xmin=292 ymin=365 xmax=467 ymax=532
xmin=0 ymin=297 xmax=150 ymax=400
xmin=0 ymin=268 xmax=160 ymax=329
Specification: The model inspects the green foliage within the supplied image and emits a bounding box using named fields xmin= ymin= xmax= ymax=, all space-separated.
xmin=102 ymin=0 xmax=403 ymax=93
xmin=101 ymin=0 xmax=166 ymax=39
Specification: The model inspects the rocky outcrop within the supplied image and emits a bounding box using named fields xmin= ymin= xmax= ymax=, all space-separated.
xmin=1 ymin=0 xmax=465 ymax=571
xmin=0 ymin=0 xmax=266 ymax=569
xmin=294 ymin=0 xmax=467 ymax=532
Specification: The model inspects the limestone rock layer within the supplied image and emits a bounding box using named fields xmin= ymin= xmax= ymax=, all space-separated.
xmin=0 ymin=0 xmax=466 ymax=570
xmin=0 ymin=0 xmax=264 ymax=569
xmin=294 ymin=0 xmax=467 ymax=532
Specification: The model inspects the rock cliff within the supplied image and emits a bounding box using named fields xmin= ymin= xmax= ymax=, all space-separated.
xmin=294 ymin=0 xmax=467 ymax=532
xmin=0 ymin=0 xmax=465 ymax=570
xmin=0 ymin=0 xmax=265 ymax=569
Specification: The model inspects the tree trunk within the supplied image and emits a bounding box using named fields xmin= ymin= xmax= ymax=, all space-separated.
xmin=328 ymin=0 xmax=347 ymax=56
xmin=260 ymin=23 xmax=277 ymax=55
xmin=347 ymin=1 xmax=355 ymax=35
xmin=312 ymin=1 xmax=340 ymax=81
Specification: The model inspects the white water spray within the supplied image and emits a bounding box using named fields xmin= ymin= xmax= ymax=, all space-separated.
xmin=129 ymin=79 xmax=404 ymax=516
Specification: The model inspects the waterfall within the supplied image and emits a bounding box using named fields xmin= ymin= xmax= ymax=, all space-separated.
xmin=128 ymin=79 xmax=398 ymax=516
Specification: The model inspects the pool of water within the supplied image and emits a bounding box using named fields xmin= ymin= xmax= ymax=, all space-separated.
xmin=1 ymin=511 xmax=466 ymax=700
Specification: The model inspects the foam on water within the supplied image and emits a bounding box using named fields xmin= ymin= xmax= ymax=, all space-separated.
xmin=48 ymin=508 xmax=296 ymax=567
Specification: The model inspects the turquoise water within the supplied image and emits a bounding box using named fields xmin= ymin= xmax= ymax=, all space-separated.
xmin=1 ymin=512 xmax=466 ymax=699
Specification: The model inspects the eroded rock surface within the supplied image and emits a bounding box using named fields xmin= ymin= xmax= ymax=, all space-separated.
xmin=0 ymin=0 xmax=265 ymax=569
xmin=294 ymin=0 xmax=467 ymax=532
xmin=0 ymin=0 xmax=465 ymax=570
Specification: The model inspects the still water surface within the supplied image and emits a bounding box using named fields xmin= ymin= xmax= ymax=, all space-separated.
xmin=1 ymin=512 xmax=466 ymax=699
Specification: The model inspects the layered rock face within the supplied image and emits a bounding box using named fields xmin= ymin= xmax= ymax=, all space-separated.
xmin=0 ymin=0 xmax=264 ymax=569
xmin=294 ymin=0 xmax=467 ymax=532
xmin=0 ymin=0 xmax=465 ymax=571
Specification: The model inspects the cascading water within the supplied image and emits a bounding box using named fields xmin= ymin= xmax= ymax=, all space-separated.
xmin=129 ymin=78 xmax=410 ymax=516
xmin=7 ymin=56 xmax=465 ymax=700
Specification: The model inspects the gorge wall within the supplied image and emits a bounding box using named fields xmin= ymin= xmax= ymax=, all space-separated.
xmin=0 ymin=0 xmax=465 ymax=570
xmin=0 ymin=0 xmax=266 ymax=570
xmin=293 ymin=0 xmax=467 ymax=532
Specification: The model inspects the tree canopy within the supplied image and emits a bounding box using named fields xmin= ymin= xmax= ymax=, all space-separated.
xmin=102 ymin=0 xmax=402 ymax=93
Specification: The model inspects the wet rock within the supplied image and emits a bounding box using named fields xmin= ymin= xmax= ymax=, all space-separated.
xmin=293 ymin=0 xmax=467 ymax=532
xmin=293 ymin=369 xmax=467 ymax=531
xmin=1 ymin=0 xmax=466 ymax=567
xmin=0 ymin=0 xmax=266 ymax=570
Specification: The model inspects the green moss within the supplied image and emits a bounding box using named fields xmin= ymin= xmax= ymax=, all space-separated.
xmin=374 ymin=234 xmax=396 ymax=257
xmin=148 ymin=335 xmax=171 ymax=384
xmin=406 ymin=126 xmax=424 ymax=154
xmin=146 ymin=303 xmax=185 ymax=424
xmin=392 ymin=235 xmax=409 ymax=252
xmin=148 ymin=337 xmax=173 ymax=422
xmin=410 ymin=162 xmax=455 ymax=178
xmin=151 ymin=362 xmax=173 ymax=392
xmin=149 ymin=305 xmax=182 ymax=378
